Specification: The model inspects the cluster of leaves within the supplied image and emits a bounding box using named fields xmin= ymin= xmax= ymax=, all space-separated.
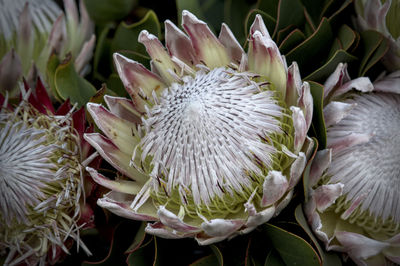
xmin=16 ymin=0 xmax=389 ymax=265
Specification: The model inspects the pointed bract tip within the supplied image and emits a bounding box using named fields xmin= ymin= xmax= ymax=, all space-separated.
xmin=250 ymin=14 xmax=270 ymax=38
xmin=138 ymin=30 xmax=160 ymax=46
xmin=182 ymin=10 xmax=205 ymax=26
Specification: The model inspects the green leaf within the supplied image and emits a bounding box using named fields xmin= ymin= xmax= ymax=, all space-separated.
xmin=224 ymin=0 xmax=254 ymax=45
xmin=273 ymin=0 xmax=305 ymax=38
xmin=106 ymin=73 xmax=128 ymax=97
xmin=256 ymin=0 xmax=279 ymax=18
xmin=54 ymin=55 xmax=97 ymax=107
xmin=210 ymin=245 xmax=224 ymax=265
xmin=46 ymin=53 xmax=62 ymax=102
xmin=110 ymin=10 xmax=160 ymax=67
xmin=176 ymin=0 xmax=206 ymax=25
xmin=127 ymin=236 xmax=158 ymax=266
xmin=295 ymin=205 xmax=342 ymax=266
xmin=83 ymin=222 xmax=137 ymax=266
xmin=285 ymin=18 xmax=333 ymax=76
xmin=264 ymin=249 xmax=285 ymax=266
xmin=327 ymin=38 xmax=342 ymax=59
xmin=278 ymin=29 xmax=306 ymax=54
xmin=125 ymin=222 xmax=147 ymax=253
xmin=308 ymin=81 xmax=326 ymax=149
xmin=359 ymin=31 xmax=389 ymax=76
xmin=300 ymin=0 xmax=326 ymax=25
xmin=93 ymin=23 xmax=114 ymax=81
xmin=305 ymin=49 xmax=357 ymax=82
xmin=337 ymin=25 xmax=356 ymax=51
xmin=84 ymin=0 xmax=137 ymax=23
xmin=302 ymin=137 xmax=318 ymax=199
xmin=276 ymin=25 xmax=297 ymax=44
xmin=190 ymin=255 xmax=220 ymax=266
xmin=326 ymin=0 xmax=353 ymax=24
xmin=263 ymin=223 xmax=321 ymax=266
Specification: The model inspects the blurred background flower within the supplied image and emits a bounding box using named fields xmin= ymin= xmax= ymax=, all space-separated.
xmin=355 ymin=0 xmax=400 ymax=71
xmin=0 ymin=80 xmax=98 ymax=265
xmin=0 ymin=0 xmax=95 ymax=99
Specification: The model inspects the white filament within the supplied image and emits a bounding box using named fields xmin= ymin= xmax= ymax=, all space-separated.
xmin=327 ymin=93 xmax=400 ymax=222
xmin=140 ymin=67 xmax=284 ymax=205
xmin=0 ymin=0 xmax=61 ymax=40
xmin=0 ymin=118 xmax=56 ymax=225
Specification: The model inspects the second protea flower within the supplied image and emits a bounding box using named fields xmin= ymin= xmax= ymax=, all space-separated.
xmin=305 ymin=64 xmax=400 ymax=265
xmin=0 ymin=81 xmax=97 ymax=265
xmin=85 ymin=11 xmax=314 ymax=244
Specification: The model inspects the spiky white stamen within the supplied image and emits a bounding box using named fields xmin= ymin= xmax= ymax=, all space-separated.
xmin=0 ymin=120 xmax=56 ymax=225
xmin=0 ymin=100 xmax=90 ymax=264
xmin=139 ymin=67 xmax=284 ymax=205
xmin=327 ymin=93 xmax=400 ymax=222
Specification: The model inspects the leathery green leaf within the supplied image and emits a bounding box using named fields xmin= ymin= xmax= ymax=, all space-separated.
xmin=360 ymin=32 xmax=389 ymax=76
xmin=302 ymin=137 xmax=318 ymax=199
xmin=286 ymin=18 xmax=333 ymax=76
xmin=337 ymin=24 xmax=356 ymax=51
xmin=263 ymin=223 xmax=321 ymax=266
xmin=176 ymin=0 xmax=205 ymax=25
xmin=279 ymin=29 xmax=306 ymax=54
xmin=224 ymin=0 xmax=254 ymax=45
xmin=54 ymin=55 xmax=97 ymax=107
xmin=308 ymin=81 xmax=326 ymax=149
xmin=256 ymin=0 xmax=279 ymax=19
xmin=357 ymin=30 xmax=386 ymax=76
xmin=110 ymin=10 xmax=160 ymax=66
xmin=264 ymin=249 xmax=285 ymax=266
xmin=125 ymin=222 xmax=147 ymax=254
xmin=273 ymin=0 xmax=304 ymax=38
xmin=210 ymin=245 xmax=223 ymax=266
xmin=46 ymin=53 xmax=62 ymax=102
xmin=305 ymin=50 xmax=357 ymax=82
xmin=295 ymin=205 xmax=342 ymax=266
xmin=84 ymin=0 xmax=137 ymax=23
xmin=93 ymin=23 xmax=114 ymax=80
xmin=127 ymin=236 xmax=158 ymax=266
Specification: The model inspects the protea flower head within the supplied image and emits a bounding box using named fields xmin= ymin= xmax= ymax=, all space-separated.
xmin=0 ymin=0 xmax=95 ymax=96
xmin=305 ymin=63 xmax=400 ymax=265
xmin=85 ymin=11 xmax=314 ymax=245
xmin=355 ymin=0 xmax=400 ymax=71
xmin=0 ymin=80 xmax=97 ymax=265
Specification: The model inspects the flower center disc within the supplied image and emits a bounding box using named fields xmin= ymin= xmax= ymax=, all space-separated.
xmin=139 ymin=67 xmax=293 ymax=218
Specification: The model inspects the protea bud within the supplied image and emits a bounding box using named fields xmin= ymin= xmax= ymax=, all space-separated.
xmin=0 ymin=80 xmax=96 ymax=265
xmin=85 ymin=11 xmax=314 ymax=245
xmin=305 ymin=63 xmax=400 ymax=265
xmin=0 ymin=0 xmax=95 ymax=96
xmin=355 ymin=0 xmax=400 ymax=71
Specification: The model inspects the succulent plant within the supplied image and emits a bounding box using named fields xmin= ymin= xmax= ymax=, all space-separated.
xmin=305 ymin=63 xmax=400 ymax=265
xmin=85 ymin=10 xmax=315 ymax=245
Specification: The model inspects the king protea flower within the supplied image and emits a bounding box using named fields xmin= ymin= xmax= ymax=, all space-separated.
xmin=355 ymin=0 xmax=400 ymax=71
xmin=305 ymin=63 xmax=400 ymax=265
xmin=0 ymin=80 xmax=97 ymax=265
xmin=0 ymin=0 xmax=95 ymax=96
xmin=85 ymin=11 xmax=314 ymax=245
